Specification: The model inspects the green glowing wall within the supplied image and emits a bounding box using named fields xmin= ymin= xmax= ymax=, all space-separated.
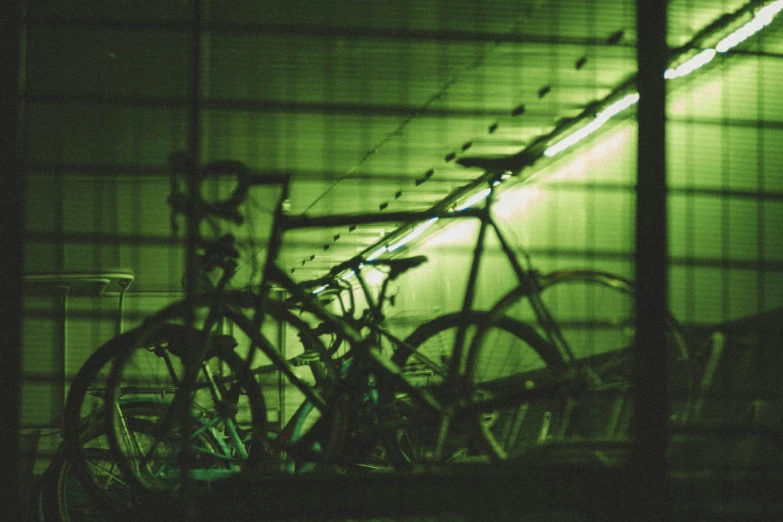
xmin=17 ymin=1 xmax=783 ymax=476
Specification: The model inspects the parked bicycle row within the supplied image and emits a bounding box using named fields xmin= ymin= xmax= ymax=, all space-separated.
xmin=36 ymin=153 xmax=696 ymax=521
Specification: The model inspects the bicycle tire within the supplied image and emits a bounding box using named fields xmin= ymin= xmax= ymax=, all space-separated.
xmin=522 ymin=270 xmax=686 ymax=360
xmin=30 ymin=451 xmax=62 ymax=522
xmin=56 ymin=402 xmax=226 ymax=520
xmin=103 ymin=293 xmax=344 ymax=490
xmin=487 ymin=270 xmax=693 ymax=440
xmin=388 ymin=311 xmax=565 ymax=464
xmin=61 ymin=329 xmax=149 ymax=512
xmin=48 ymin=450 xmax=126 ymax=522
xmin=103 ymin=302 xmax=268 ymax=496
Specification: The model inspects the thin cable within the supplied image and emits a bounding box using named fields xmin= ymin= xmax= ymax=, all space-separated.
xmin=300 ymin=10 xmax=538 ymax=213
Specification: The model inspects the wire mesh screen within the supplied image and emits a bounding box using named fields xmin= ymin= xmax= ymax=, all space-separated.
xmin=17 ymin=0 xmax=783 ymax=519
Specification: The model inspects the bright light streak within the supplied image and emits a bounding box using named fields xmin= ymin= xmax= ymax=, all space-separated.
xmin=455 ymin=188 xmax=492 ymax=210
xmin=544 ymin=93 xmax=640 ymax=157
xmin=387 ymin=217 xmax=439 ymax=252
xmin=599 ymin=92 xmax=642 ymax=119
xmin=664 ymin=49 xmax=717 ymax=79
xmin=716 ymin=0 xmax=783 ymax=52
xmin=312 ymin=285 xmax=329 ymax=295
xmin=365 ymin=246 xmax=387 ymax=261
xmin=423 ymin=219 xmax=478 ymax=248
xmin=340 ymin=269 xmax=357 ymax=282
xmin=491 ymin=173 xmax=511 ymax=187
xmin=542 ymin=1 xmax=780 ymax=158
xmin=351 ymin=1 xmax=782 ymax=270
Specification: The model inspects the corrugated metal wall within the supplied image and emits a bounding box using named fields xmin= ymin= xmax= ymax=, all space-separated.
xmin=16 ymin=0 xmax=783 ymax=518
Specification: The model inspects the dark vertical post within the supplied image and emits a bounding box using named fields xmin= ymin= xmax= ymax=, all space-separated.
xmin=54 ymin=287 xmax=69 ymax=424
xmin=630 ymin=0 xmax=670 ymax=520
xmin=0 ymin=0 xmax=24 ymax=519
xmin=185 ymin=0 xmax=202 ymax=300
xmin=179 ymin=1 xmax=202 ymax=516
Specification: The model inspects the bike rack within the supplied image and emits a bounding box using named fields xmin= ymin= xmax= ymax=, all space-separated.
xmin=23 ymin=271 xmax=134 ymax=425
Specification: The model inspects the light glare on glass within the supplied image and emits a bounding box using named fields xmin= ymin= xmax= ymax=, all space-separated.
xmin=544 ymin=93 xmax=640 ymax=158
xmin=664 ymin=49 xmax=717 ymax=80
xmin=717 ymin=0 xmax=783 ymax=52
xmin=387 ymin=218 xmax=439 ymax=252
xmin=456 ymin=189 xmax=492 ymax=210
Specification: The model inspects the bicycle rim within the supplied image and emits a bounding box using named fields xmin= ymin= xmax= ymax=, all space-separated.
xmin=58 ymin=402 xmax=215 ymax=519
xmin=61 ymin=330 xmax=144 ymax=512
xmin=391 ymin=312 xmax=563 ymax=464
xmin=104 ymin=300 xmax=266 ymax=496
xmin=495 ymin=270 xmax=692 ymax=439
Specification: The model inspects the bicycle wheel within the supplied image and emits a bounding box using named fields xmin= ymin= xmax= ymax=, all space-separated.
xmin=389 ymin=312 xmax=565 ymax=464
xmin=57 ymin=401 xmax=225 ymax=520
xmin=61 ymin=329 xmax=149 ymax=512
xmin=492 ymin=270 xmax=692 ymax=439
xmin=48 ymin=449 xmax=124 ymax=522
xmin=47 ymin=449 xmax=118 ymax=521
xmin=243 ymin=299 xmax=347 ymax=473
xmin=104 ymin=300 xmax=267 ymax=496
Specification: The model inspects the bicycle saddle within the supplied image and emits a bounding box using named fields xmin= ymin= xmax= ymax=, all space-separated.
xmin=456 ymin=149 xmax=535 ymax=173
xmin=368 ymin=255 xmax=428 ymax=280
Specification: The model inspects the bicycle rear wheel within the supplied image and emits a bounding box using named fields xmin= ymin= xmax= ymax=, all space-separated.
xmin=61 ymin=330 xmax=138 ymax=512
xmin=492 ymin=270 xmax=692 ymax=440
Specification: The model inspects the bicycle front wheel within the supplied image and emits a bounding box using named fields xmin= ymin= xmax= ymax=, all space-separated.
xmin=390 ymin=312 xmax=565 ymax=464
xmin=104 ymin=299 xmax=267 ymax=496
xmin=58 ymin=401 xmax=226 ymax=520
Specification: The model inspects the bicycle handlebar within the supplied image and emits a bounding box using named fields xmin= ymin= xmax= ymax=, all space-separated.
xmin=168 ymin=152 xmax=291 ymax=226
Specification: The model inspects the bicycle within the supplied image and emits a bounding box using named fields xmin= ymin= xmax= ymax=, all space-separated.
xmin=59 ymin=181 xmax=277 ymax=507
xmin=58 ymin=158 xmax=442 ymax=508
xmin=267 ymin=166 xmax=693 ymax=465
xmin=101 ymin=152 xmax=692 ymax=498
xmin=59 ymin=323 xmax=268 ymax=508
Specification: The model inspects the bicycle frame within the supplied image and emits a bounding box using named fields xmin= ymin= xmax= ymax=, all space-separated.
xmin=165 ymin=158 xmax=592 ymax=467
xmin=240 ymin=172 xmax=582 ymax=428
